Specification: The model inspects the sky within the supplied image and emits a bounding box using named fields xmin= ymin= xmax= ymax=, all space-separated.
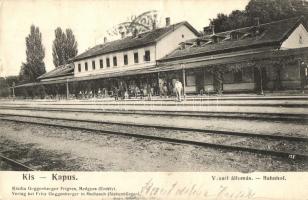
xmin=0 ymin=0 xmax=249 ymax=77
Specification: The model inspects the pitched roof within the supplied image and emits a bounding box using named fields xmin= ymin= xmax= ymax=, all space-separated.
xmin=37 ymin=63 xmax=74 ymax=80
xmin=159 ymin=16 xmax=306 ymax=61
xmin=72 ymin=21 xmax=199 ymax=61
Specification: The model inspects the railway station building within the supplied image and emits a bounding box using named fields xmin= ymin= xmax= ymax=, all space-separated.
xmin=69 ymin=19 xmax=199 ymax=97
xmin=14 ymin=16 xmax=308 ymax=98
xmin=15 ymin=18 xmax=200 ymax=98
xmin=157 ymin=16 xmax=308 ymax=94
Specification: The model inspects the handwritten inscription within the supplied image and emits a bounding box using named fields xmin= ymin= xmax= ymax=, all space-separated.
xmin=140 ymin=179 xmax=256 ymax=200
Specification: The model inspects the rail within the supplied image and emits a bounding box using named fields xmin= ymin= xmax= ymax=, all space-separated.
xmin=0 ymin=114 xmax=307 ymax=161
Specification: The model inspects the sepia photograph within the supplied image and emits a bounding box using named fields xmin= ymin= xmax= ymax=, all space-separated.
xmin=0 ymin=0 xmax=308 ymax=174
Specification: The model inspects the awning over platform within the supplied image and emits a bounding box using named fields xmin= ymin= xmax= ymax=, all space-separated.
xmin=70 ymin=65 xmax=159 ymax=82
xmin=14 ymin=65 xmax=159 ymax=88
xmin=156 ymin=47 xmax=308 ymax=72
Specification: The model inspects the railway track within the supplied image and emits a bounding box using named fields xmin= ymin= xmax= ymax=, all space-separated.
xmin=0 ymin=113 xmax=307 ymax=161
xmin=0 ymin=112 xmax=307 ymax=142
xmin=2 ymin=101 xmax=308 ymax=108
xmin=2 ymin=95 xmax=308 ymax=102
xmin=0 ymin=154 xmax=35 ymax=171
xmin=0 ymin=106 xmax=307 ymax=123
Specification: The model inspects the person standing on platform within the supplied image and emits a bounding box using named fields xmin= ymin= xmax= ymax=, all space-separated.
xmin=113 ymin=86 xmax=119 ymax=101
xmin=146 ymin=84 xmax=152 ymax=101
xmin=167 ymin=82 xmax=173 ymax=97
xmin=162 ymin=82 xmax=168 ymax=98
xmin=119 ymin=82 xmax=124 ymax=100
xmin=175 ymin=80 xmax=183 ymax=102
xmin=134 ymin=86 xmax=140 ymax=98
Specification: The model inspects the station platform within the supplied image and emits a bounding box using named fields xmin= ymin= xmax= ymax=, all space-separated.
xmin=1 ymin=93 xmax=308 ymax=116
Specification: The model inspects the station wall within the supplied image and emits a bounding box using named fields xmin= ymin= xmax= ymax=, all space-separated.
xmin=156 ymin=25 xmax=198 ymax=59
xmin=74 ymin=45 xmax=156 ymax=77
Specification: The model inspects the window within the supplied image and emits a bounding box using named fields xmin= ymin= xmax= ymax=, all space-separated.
xmin=106 ymin=58 xmax=110 ymax=67
xmin=186 ymin=74 xmax=196 ymax=86
xmin=99 ymin=59 xmax=103 ymax=68
xmin=85 ymin=62 xmax=88 ymax=71
xmin=144 ymin=50 xmax=150 ymax=61
xmin=134 ymin=52 xmax=139 ymax=63
xmin=234 ymin=70 xmax=243 ymax=82
xmin=124 ymin=54 xmax=128 ymax=65
xmin=299 ymin=34 xmax=303 ymax=44
xmin=92 ymin=60 xmax=95 ymax=70
xmin=78 ymin=64 xmax=81 ymax=72
xmin=113 ymin=56 xmax=117 ymax=67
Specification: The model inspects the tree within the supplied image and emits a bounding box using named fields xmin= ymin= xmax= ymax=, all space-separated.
xmin=52 ymin=27 xmax=78 ymax=67
xmin=19 ymin=25 xmax=46 ymax=83
xmin=210 ymin=13 xmax=229 ymax=33
xmin=210 ymin=0 xmax=308 ymax=33
xmin=227 ymin=10 xmax=249 ymax=30
xmin=0 ymin=77 xmax=10 ymax=97
xmin=245 ymin=0 xmax=295 ymax=24
xmin=107 ymin=10 xmax=159 ymax=37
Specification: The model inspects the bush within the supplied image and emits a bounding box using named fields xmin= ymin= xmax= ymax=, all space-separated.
xmin=0 ymin=87 xmax=10 ymax=97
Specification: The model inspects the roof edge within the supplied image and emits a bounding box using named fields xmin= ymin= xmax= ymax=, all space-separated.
xmin=278 ymin=16 xmax=306 ymax=46
xmin=38 ymin=73 xmax=74 ymax=80
xmin=71 ymin=21 xmax=200 ymax=62
xmin=154 ymin=21 xmax=200 ymax=43
xmin=158 ymin=41 xmax=280 ymax=63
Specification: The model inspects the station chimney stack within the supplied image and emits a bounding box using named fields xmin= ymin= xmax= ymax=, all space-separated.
xmin=165 ymin=17 xmax=171 ymax=26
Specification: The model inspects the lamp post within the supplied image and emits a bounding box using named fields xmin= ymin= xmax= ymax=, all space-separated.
xmin=300 ymin=60 xmax=307 ymax=93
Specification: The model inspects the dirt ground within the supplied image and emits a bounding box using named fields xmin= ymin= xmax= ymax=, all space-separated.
xmin=0 ymin=120 xmax=307 ymax=171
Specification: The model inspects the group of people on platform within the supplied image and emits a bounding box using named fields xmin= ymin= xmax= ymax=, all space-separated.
xmin=76 ymin=79 xmax=184 ymax=101
xmin=159 ymin=80 xmax=183 ymax=101
xmin=112 ymin=82 xmax=154 ymax=100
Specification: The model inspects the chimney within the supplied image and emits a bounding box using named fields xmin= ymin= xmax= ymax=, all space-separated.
xmin=152 ymin=21 xmax=157 ymax=30
xmin=132 ymin=29 xmax=138 ymax=38
xmin=203 ymin=26 xmax=212 ymax=35
xmin=211 ymin=25 xmax=215 ymax=35
xmin=254 ymin=17 xmax=261 ymax=35
xmin=165 ymin=17 xmax=170 ymax=26
xmin=203 ymin=27 xmax=207 ymax=33
xmin=104 ymin=37 xmax=107 ymax=43
xmin=120 ymin=32 xmax=125 ymax=39
xmin=255 ymin=17 xmax=260 ymax=27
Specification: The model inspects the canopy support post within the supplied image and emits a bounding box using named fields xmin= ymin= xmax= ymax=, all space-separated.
xmin=182 ymin=68 xmax=186 ymax=98
xmin=259 ymin=66 xmax=264 ymax=95
xmin=66 ymin=79 xmax=69 ymax=100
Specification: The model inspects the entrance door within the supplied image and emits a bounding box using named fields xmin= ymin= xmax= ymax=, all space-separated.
xmin=213 ymin=71 xmax=223 ymax=94
xmin=254 ymin=67 xmax=267 ymax=92
xmin=195 ymin=69 xmax=204 ymax=94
